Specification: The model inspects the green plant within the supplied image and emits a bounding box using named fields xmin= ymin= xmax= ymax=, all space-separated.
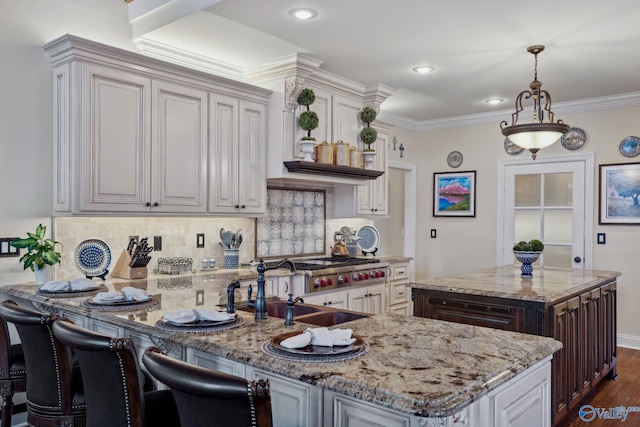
xmin=513 ymin=239 xmax=544 ymax=252
xmin=297 ymin=88 xmax=318 ymax=141
xmin=360 ymin=106 xmax=378 ymax=150
xmin=10 ymin=224 xmax=62 ymax=271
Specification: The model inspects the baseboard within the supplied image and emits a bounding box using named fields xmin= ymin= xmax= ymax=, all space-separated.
xmin=618 ymin=333 xmax=640 ymax=350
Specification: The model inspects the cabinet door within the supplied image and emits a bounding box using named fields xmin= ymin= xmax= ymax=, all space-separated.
xmin=355 ymin=132 xmax=389 ymax=216
xmin=324 ymin=391 xmax=411 ymax=427
xmin=304 ymin=292 xmax=347 ymax=309
xmin=367 ymin=285 xmax=385 ymax=314
xmin=81 ymin=64 xmax=152 ymax=212
xmin=589 ymin=288 xmax=602 ymax=386
xmin=348 ymin=288 xmax=367 ymax=313
xmin=209 ymin=92 xmax=239 ymax=213
xmin=332 ymin=95 xmax=361 ymax=145
xmin=237 ymin=99 xmax=266 ymax=214
xmin=151 ymin=80 xmax=208 ymax=213
xmin=601 ymin=283 xmax=617 ymax=376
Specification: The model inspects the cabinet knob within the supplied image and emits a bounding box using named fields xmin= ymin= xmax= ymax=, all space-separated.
xmin=235 ymin=204 xmax=240 ymax=209
xmin=145 ymin=202 xmax=150 ymax=207
xmin=574 ymin=256 xmax=582 ymax=263
xmin=241 ymin=205 xmax=246 ymax=209
xmin=153 ymin=202 xmax=159 ymax=207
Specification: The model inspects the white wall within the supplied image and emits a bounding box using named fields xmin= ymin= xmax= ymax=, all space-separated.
xmin=392 ymin=105 xmax=640 ymax=343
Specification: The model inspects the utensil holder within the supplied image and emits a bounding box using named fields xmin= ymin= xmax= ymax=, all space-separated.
xmin=223 ymin=249 xmax=239 ymax=269
xmin=112 ymin=250 xmax=148 ymax=279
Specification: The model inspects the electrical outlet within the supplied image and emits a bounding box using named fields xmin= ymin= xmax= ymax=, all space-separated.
xmin=196 ymin=233 xmax=205 ymax=248
xmin=128 ymin=235 xmax=139 ymax=243
xmin=430 ymin=229 xmax=437 ymax=238
xmin=154 ymin=236 xmax=162 ymax=251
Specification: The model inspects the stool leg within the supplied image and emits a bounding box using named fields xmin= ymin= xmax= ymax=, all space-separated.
xmin=0 ymin=390 xmax=14 ymax=427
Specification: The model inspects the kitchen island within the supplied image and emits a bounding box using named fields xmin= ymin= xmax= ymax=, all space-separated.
xmin=0 ymin=272 xmax=561 ymax=427
xmin=411 ymin=266 xmax=621 ymax=426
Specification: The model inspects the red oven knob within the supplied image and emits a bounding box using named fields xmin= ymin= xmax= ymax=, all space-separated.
xmin=326 ymin=278 xmax=333 ymax=286
xmin=338 ymin=275 xmax=349 ymax=284
xmin=380 ymin=270 xmax=386 ymax=278
xmin=372 ymin=271 xmax=379 ymax=278
xmin=363 ymin=273 xmax=370 ymax=280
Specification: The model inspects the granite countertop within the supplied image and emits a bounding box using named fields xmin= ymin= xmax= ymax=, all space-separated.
xmin=412 ymin=265 xmax=621 ymax=305
xmin=0 ymin=274 xmax=561 ymax=418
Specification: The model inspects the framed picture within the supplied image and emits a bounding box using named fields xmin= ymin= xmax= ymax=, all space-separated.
xmin=599 ymin=162 xmax=640 ymax=224
xmin=433 ymin=170 xmax=476 ymax=217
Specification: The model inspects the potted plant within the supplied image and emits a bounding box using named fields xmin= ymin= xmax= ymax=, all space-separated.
xmin=297 ymin=88 xmax=319 ymax=161
xmin=512 ymin=239 xmax=544 ymax=278
xmin=10 ymin=223 xmax=62 ymax=284
xmin=360 ymin=106 xmax=378 ymax=168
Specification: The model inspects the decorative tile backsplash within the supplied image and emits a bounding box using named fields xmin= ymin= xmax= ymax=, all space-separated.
xmin=257 ymin=189 xmax=326 ymax=258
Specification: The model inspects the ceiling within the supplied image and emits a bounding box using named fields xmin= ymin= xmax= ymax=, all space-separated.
xmin=127 ymin=0 xmax=640 ymax=126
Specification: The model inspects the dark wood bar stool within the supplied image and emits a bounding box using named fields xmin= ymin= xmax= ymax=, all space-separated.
xmin=0 ymin=301 xmax=86 ymax=427
xmin=142 ymin=347 xmax=273 ymax=427
xmin=0 ymin=305 xmax=27 ymax=426
xmin=51 ymin=319 xmax=180 ymax=427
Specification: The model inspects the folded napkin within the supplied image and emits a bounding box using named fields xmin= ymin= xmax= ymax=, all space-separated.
xmin=163 ymin=309 xmax=235 ymax=324
xmin=280 ymin=327 xmax=356 ymax=349
xmin=164 ymin=310 xmax=198 ymax=324
xmin=93 ymin=291 xmax=124 ymax=304
xmin=69 ymin=278 xmax=99 ymax=291
xmin=41 ymin=281 xmax=71 ymax=292
xmin=121 ymin=287 xmax=150 ymax=302
xmin=194 ymin=309 xmax=235 ymax=322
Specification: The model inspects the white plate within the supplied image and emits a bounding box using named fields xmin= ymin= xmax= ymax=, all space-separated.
xmin=356 ymin=225 xmax=380 ymax=253
xmin=75 ymin=238 xmax=111 ymax=277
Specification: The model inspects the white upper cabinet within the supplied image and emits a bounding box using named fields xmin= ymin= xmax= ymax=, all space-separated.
xmin=45 ymin=34 xmax=270 ymax=216
xmin=209 ymin=94 xmax=266 ymax=214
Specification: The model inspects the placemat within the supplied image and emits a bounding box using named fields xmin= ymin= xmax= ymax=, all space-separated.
xmin=155 ymin=316 xmax=245 ymax=333
xmin=260 ymin=340 xmax=369 ymax=363
xmin=82 ymin=294 xmax=160 ymax=311
xmin=37 ymin=284 xmax=108 ymax=298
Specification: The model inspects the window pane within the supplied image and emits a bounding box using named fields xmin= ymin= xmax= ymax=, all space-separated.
xmin=544 ymin=173 xmax=573 ymax=206
xmin=515 ymin=210 xmax=540 ymax=242
xmin=543 ymin=209 xmax=572 ymax=243
xmin=542 ymin=245 xmax=573 ymax=269
xmin=515 ymin=174 xmax=541 ymax=207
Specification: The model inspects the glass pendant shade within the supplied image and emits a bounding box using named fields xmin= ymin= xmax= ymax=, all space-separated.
xmin=500 ymin=45 xmax=569 ymax=160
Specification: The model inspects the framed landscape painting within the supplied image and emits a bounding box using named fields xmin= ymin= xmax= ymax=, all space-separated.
xmin=599 ymin=162 xmax=640 ymax=224
xmin=433 ymin=171 xmax=476 ymax=217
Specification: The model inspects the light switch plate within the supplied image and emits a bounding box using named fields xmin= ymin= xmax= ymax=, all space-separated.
xmin=597 ymin=233 xmax=606 ymax=244
xmin=154 ymin=236 xmax=162 ymax=251
xmin=430 ymin=229 xmax=437 ymax=238
xmin=196 ymin=233 xmax=205 ymax=248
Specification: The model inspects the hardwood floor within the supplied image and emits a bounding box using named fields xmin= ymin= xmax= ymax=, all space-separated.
xmin=556 ymin=347 xmax=640 ymax=427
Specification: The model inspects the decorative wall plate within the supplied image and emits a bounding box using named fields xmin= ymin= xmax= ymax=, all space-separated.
xmin=356 ymin=225 xmax=380 ymax=253
xmin=561 ymin=127 xmax=586 ymax=151
xmin=447 ymin=151 xmax=463 ymax=168
xmin=619 ymin=136 xmax=640 ymax=157
xmin=75 ymin=238 xmax=111 ymax=279
xmin=504 ymin=138 xmax=524 ymax=155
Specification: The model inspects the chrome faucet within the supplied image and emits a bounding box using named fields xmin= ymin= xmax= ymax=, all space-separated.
xmin=248 ymin=259 xmax=296 ymax=321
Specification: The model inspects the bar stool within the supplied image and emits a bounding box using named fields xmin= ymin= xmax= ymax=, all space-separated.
xmin=142 ymin=347 xmax=273 ymax=427
xmin=51 ymin=318 xmax=180 ymax=427
xmin=0 ymin=301 xmax=86 ymax=426
xmin=0 ymin=305 xmax=27 ymax=426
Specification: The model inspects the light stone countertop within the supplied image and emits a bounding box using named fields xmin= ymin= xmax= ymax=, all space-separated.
xmin=0 ymin=271 xmax=561 ymax=418
xmin=412 ymin=265 xmax=621 ymax=305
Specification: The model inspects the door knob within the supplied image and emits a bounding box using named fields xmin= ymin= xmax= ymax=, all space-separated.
xmin=574 ymin=256 xmax=582 ymax=263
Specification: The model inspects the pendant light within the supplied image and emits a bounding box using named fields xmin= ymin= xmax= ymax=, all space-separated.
xmin=500 ymin=45 xmax=569 ymax=159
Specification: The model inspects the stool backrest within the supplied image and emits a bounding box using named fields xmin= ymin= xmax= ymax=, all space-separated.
xmin=52 ymin=318 xmax=146 ymax=427
xmin=142 ymin=347 xmax=273 ymax=427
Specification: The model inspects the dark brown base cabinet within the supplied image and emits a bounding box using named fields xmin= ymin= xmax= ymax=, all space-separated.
xmin=412 ymin=280 xmax=617 ymax=426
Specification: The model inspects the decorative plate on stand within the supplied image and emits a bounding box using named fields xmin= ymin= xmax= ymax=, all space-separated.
xmin=356 ymin=225 xmax=380 ymax=256
xmin=75 ymin=238 xmax=111 ymax=280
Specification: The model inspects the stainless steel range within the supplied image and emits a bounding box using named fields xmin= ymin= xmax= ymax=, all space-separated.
xmin=267 ymin=257 xmax=389 ymax=294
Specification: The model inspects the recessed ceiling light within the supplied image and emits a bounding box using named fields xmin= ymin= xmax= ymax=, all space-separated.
xmin=288 ymin=8 xmax=318 ymax=20
xmin=485 ymin=98 xmax=504 ymax=105
xmin=412 ymin=65 xmax=435 ymax=74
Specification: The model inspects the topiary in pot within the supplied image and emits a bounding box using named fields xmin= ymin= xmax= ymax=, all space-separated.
xmin=360 ymin=106 xmax=378 ymax=151
xmin=297 ymin=88 xmax=318 ymax=141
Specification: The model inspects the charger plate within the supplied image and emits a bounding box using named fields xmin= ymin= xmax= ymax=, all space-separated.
xmin=155 ymin=316 xmax=244 ymax=333
xmin=261 ymin=339 xmax=369 ymax=363
xmin=82 ymin=294 xmax=160 ymax=311
xmin=271 ymin=331 xmax=365 ymax=355
xmin=37 ymin=284 xmax=108 ymax=297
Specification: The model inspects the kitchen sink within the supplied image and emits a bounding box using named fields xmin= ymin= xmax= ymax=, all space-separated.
xmin=238 ymin=301 xmax=370 ymax=326
xmin=294 ymin=310 xmax=369 ymax=327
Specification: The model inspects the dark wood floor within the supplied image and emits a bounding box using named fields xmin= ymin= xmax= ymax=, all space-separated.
xmin=556 ymin=347 xmax=640 ymax=427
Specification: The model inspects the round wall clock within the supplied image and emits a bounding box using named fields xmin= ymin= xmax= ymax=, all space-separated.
xmin=447 ymin=151 xmax=463 ymax=168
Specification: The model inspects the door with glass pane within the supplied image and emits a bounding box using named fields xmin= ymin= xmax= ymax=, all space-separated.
xmin=500 ymin=158 xmax=591 ymax=270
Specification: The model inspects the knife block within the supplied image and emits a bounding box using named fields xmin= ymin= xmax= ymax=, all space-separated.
xmin=111 ymin=250 xmax=148 ymax=279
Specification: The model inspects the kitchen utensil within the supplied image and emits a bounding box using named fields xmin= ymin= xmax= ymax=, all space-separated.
xmin=127 ymin=237 xmax=137 ymax=256
xmin=220 ymin=228 xmax=234 ymax=248
xmin=236 ymin=233 xmax=243 ymax=248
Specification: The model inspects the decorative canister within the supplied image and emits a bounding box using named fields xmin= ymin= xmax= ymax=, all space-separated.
xmin=350 ymin=146 xmax=362 ymax=168
xmin=334 ymin=140 xmax=350 ymax=166
xmin=315 ymin=141 xmax=334 ymax=164
xmin=223 ymin=249 xmax=239 ymax=269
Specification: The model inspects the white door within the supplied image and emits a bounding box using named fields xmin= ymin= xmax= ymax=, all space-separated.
xmin=498 ymin=154 xmax=594 ymax=270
